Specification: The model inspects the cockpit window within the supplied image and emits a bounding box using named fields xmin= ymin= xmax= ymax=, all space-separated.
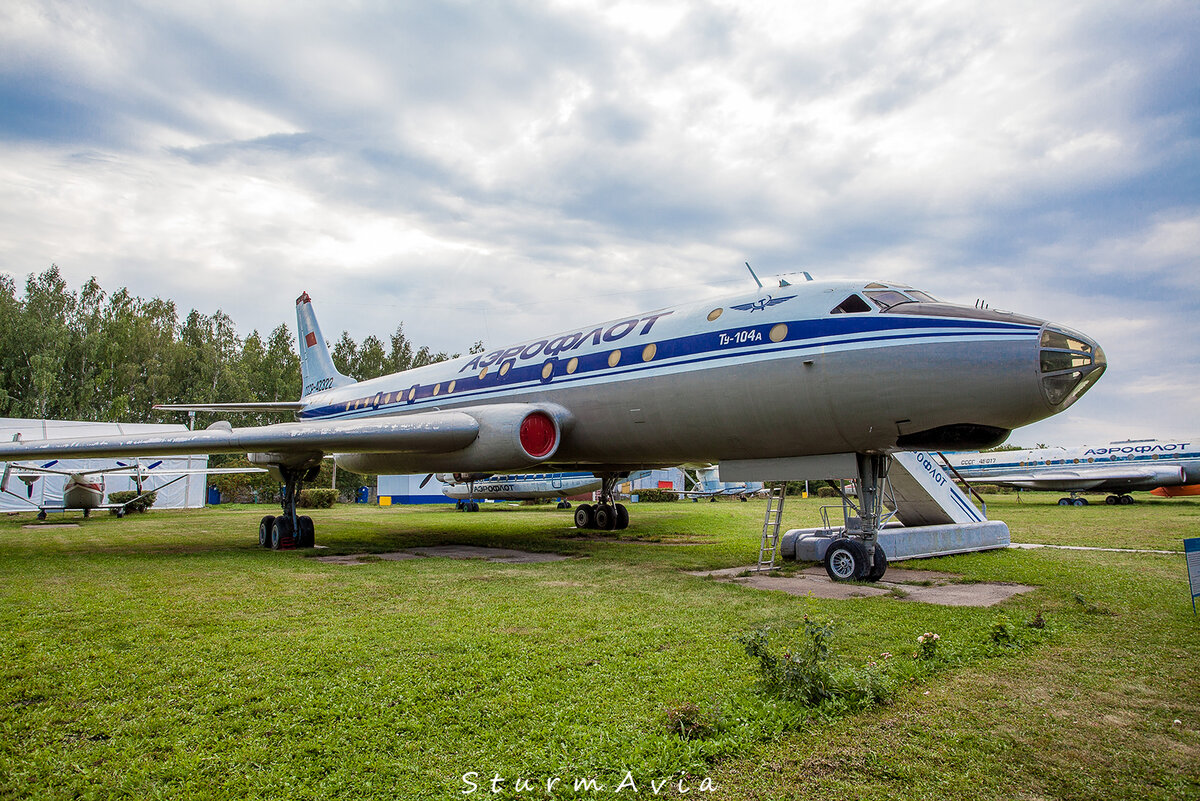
xmin=906 ymin=290 xmax=938 ymax=303
xmin=864 ymin=289 xmax=913 ymax=310
xmin=831 ymin=295 xmax=871 ymax=314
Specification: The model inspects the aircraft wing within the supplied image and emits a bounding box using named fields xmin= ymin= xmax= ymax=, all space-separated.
xmin=0 ymin=411 xmax=479 ymax=461
xmin=0 ymin=404 xmax=566 ymax=471
xmin=962 ymin=464 xmax=1186 ymax=491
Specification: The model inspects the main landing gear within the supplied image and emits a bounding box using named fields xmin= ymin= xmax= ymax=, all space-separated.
xmin=1060 ymin=493 xmax=1133 ymax=505
xmin=573 ymin=475 xmax=630 ymax=531
xmin=822 ymin=453 xmax=890 ymax=583
xmin=257 ymin=463 xmax=320 ymax=550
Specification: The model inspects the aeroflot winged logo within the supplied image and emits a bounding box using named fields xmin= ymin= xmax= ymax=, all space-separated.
xmin=458 ymin=311 xmax=674 ymax=374
xmin=731 ymin=295 xmax=796 ymax=313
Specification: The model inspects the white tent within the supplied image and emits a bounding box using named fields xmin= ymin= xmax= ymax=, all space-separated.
xmin=0 ymin=418 xmax=210 ymax=512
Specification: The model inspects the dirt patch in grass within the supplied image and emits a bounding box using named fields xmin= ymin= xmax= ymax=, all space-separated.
xmin=314 ymin=545 xmax=571 ymax=565
xmin=688 ymin=565 xmax=1036 ymax=606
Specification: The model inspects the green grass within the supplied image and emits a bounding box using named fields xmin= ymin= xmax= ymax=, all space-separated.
xmin=1 ymin=496 xmax=1197 ymax=799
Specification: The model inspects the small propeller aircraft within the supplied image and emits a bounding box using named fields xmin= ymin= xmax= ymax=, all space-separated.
xmin=678 ymin=465 xmax=767 ymax=501
xmin=1 ymin=454 xmax=266 ymax=519
xmin=0 ymin=273 xmax=1105 ymax=581
xmin=944 ymin=437 xmax=1200 ymax=505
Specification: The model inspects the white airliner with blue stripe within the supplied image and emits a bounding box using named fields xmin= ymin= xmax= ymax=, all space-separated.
xmin=945 ymin=438 xmax=1200 ymax=505
xmin=0 ymin=275 xmax=1106 ymax=577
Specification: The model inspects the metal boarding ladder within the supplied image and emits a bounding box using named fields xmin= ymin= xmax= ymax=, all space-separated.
xmin=756 ymin=483 xmax=786 ymax=571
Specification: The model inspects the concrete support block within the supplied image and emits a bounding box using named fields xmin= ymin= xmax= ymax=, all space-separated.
xmin=783 ymin=521 xmax=1010 ymax=563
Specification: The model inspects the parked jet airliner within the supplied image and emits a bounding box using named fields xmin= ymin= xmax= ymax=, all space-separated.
xmin=944 ymin=438 xmax=1199 ymax=505
xmin=0 ymin=277 xmax=1106 ymax=581
xmin=439 ymin=471 xmax=602 ymax=513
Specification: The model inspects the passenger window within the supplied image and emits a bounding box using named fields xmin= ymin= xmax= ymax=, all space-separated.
xmin=831 ymin=295 xmax=871 ymax=314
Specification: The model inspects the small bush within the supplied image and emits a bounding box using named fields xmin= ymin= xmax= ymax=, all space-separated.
xmin=989 ymin=615 xmax=1017 ymax=646
xmin=635 ymin=488 xmax=678 ymax=502
xmin=107 ymin=490 xmax=156 ymax=513
xmin=297 ymin=488 xmax=337 ymax=508
xmin=737 ymin=619 xmax=894 ymax=710
xmin=663 ymin=702 xmax=713 ymax=740
xmin=816 ymin=486 xmax=839 ymax=498
xmin=914 ymin=631 xmax=941 ymax=660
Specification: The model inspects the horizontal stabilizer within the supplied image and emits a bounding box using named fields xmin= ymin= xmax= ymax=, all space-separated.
xmin=154 ymin=402 xmax=306 ymax=413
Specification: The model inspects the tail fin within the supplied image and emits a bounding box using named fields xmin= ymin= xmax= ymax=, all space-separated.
xmin=296 ymin=292 xmax=357 ymax=398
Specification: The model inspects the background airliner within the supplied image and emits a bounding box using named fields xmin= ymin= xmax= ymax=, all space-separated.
xmin=0 ymin=276 xmax=1105 ymax=581
xmin=944 ymin=438 xmax=1199 ymax=505
xmin=439 ymin=471 xmax=602 ymax=512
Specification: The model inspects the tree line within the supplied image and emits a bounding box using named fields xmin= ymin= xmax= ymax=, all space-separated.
xmin=0 ymin=265 xmax=478 ymax=428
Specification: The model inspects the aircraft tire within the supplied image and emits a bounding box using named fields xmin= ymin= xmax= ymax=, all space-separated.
xmin=615 ymin=504 xmax=629 ymax=530
xmin=594 ymin=504 xmax=617 ymax=531
xmin=259 ymin=515 xmax=276 ymax=548
xmin=116 ymin=508 xmax=125 ymax=518
xmin=271 ymin=516 xmax=293 ymax=550
xmin=1058 ymin=498 xmax=1071 ymax=506
xmin=37 ymin=510 xmax=46 ymax=521
xmin=864 ymin=544 xmax=888 ymax=582
xmin=1072 ymin=498 xmax=1088 ymax=506
xmin=1105 ymin=495 xmax=1119 ymax=505
xmin=1120 ymin=495 xmax=1135 ymax=505
xmin=469 ymin=502 xmax=480 ymax=512
xmin=709 ymin=496 xmax=718 ymax=502
xmin=574 ymin=504 xmax=594 ymax=529
xmin=824 ymin=538 xmax=868 ymax=582
xmin=297 ymin=515 xmax=315 ymax=548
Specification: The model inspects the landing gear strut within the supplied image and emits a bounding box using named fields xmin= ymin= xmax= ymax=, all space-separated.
xmin=573 ymin=475 xmax=629 ymax=531
xmin=258 ymin=462 xmax=320 ymax=550
xmin=823 ymin=453 xmax=889 ymax=583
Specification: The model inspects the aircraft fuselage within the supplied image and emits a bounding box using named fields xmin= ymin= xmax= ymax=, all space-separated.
xmin=316 ymin=280 xmax=1104 ymax=476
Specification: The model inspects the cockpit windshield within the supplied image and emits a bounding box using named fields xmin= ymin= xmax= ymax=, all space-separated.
xmin=864 ymin=290 xmax=913 ymax=310
xmin=830 ymin=285 xmax=939 ymax=315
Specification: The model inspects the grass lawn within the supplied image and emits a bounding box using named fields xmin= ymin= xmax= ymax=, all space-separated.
xmin=0 ymin=495 xmax=1197 ymax=799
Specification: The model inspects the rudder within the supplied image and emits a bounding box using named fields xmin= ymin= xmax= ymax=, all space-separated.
xmin=296 ymin=292 xmax=356 ymax=398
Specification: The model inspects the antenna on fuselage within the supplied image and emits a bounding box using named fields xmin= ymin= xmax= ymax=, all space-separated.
xmin=745 ymin=262 xmax=763 ymax=289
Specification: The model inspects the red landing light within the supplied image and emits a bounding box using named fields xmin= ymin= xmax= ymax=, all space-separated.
xmin=519 ymin=412 xmax=557 ymax=459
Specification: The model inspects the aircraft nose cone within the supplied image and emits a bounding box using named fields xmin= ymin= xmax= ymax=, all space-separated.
xmin=1038 ymin=324 xmax=1106 ymax=409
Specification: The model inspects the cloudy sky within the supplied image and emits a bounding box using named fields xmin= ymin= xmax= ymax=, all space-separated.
xmin=2 ymin=0 xmax=1197 ymax=445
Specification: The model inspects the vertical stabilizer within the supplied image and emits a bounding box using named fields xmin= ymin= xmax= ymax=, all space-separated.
xmin=296 ymin=292 xmax=356 ymax=398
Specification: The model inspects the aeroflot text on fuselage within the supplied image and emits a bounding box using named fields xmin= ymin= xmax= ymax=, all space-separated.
xmin=1085 ymin=443 xmax=1192 ymax=456
xmin=458 ymin=312 xmax=675 ymax=374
